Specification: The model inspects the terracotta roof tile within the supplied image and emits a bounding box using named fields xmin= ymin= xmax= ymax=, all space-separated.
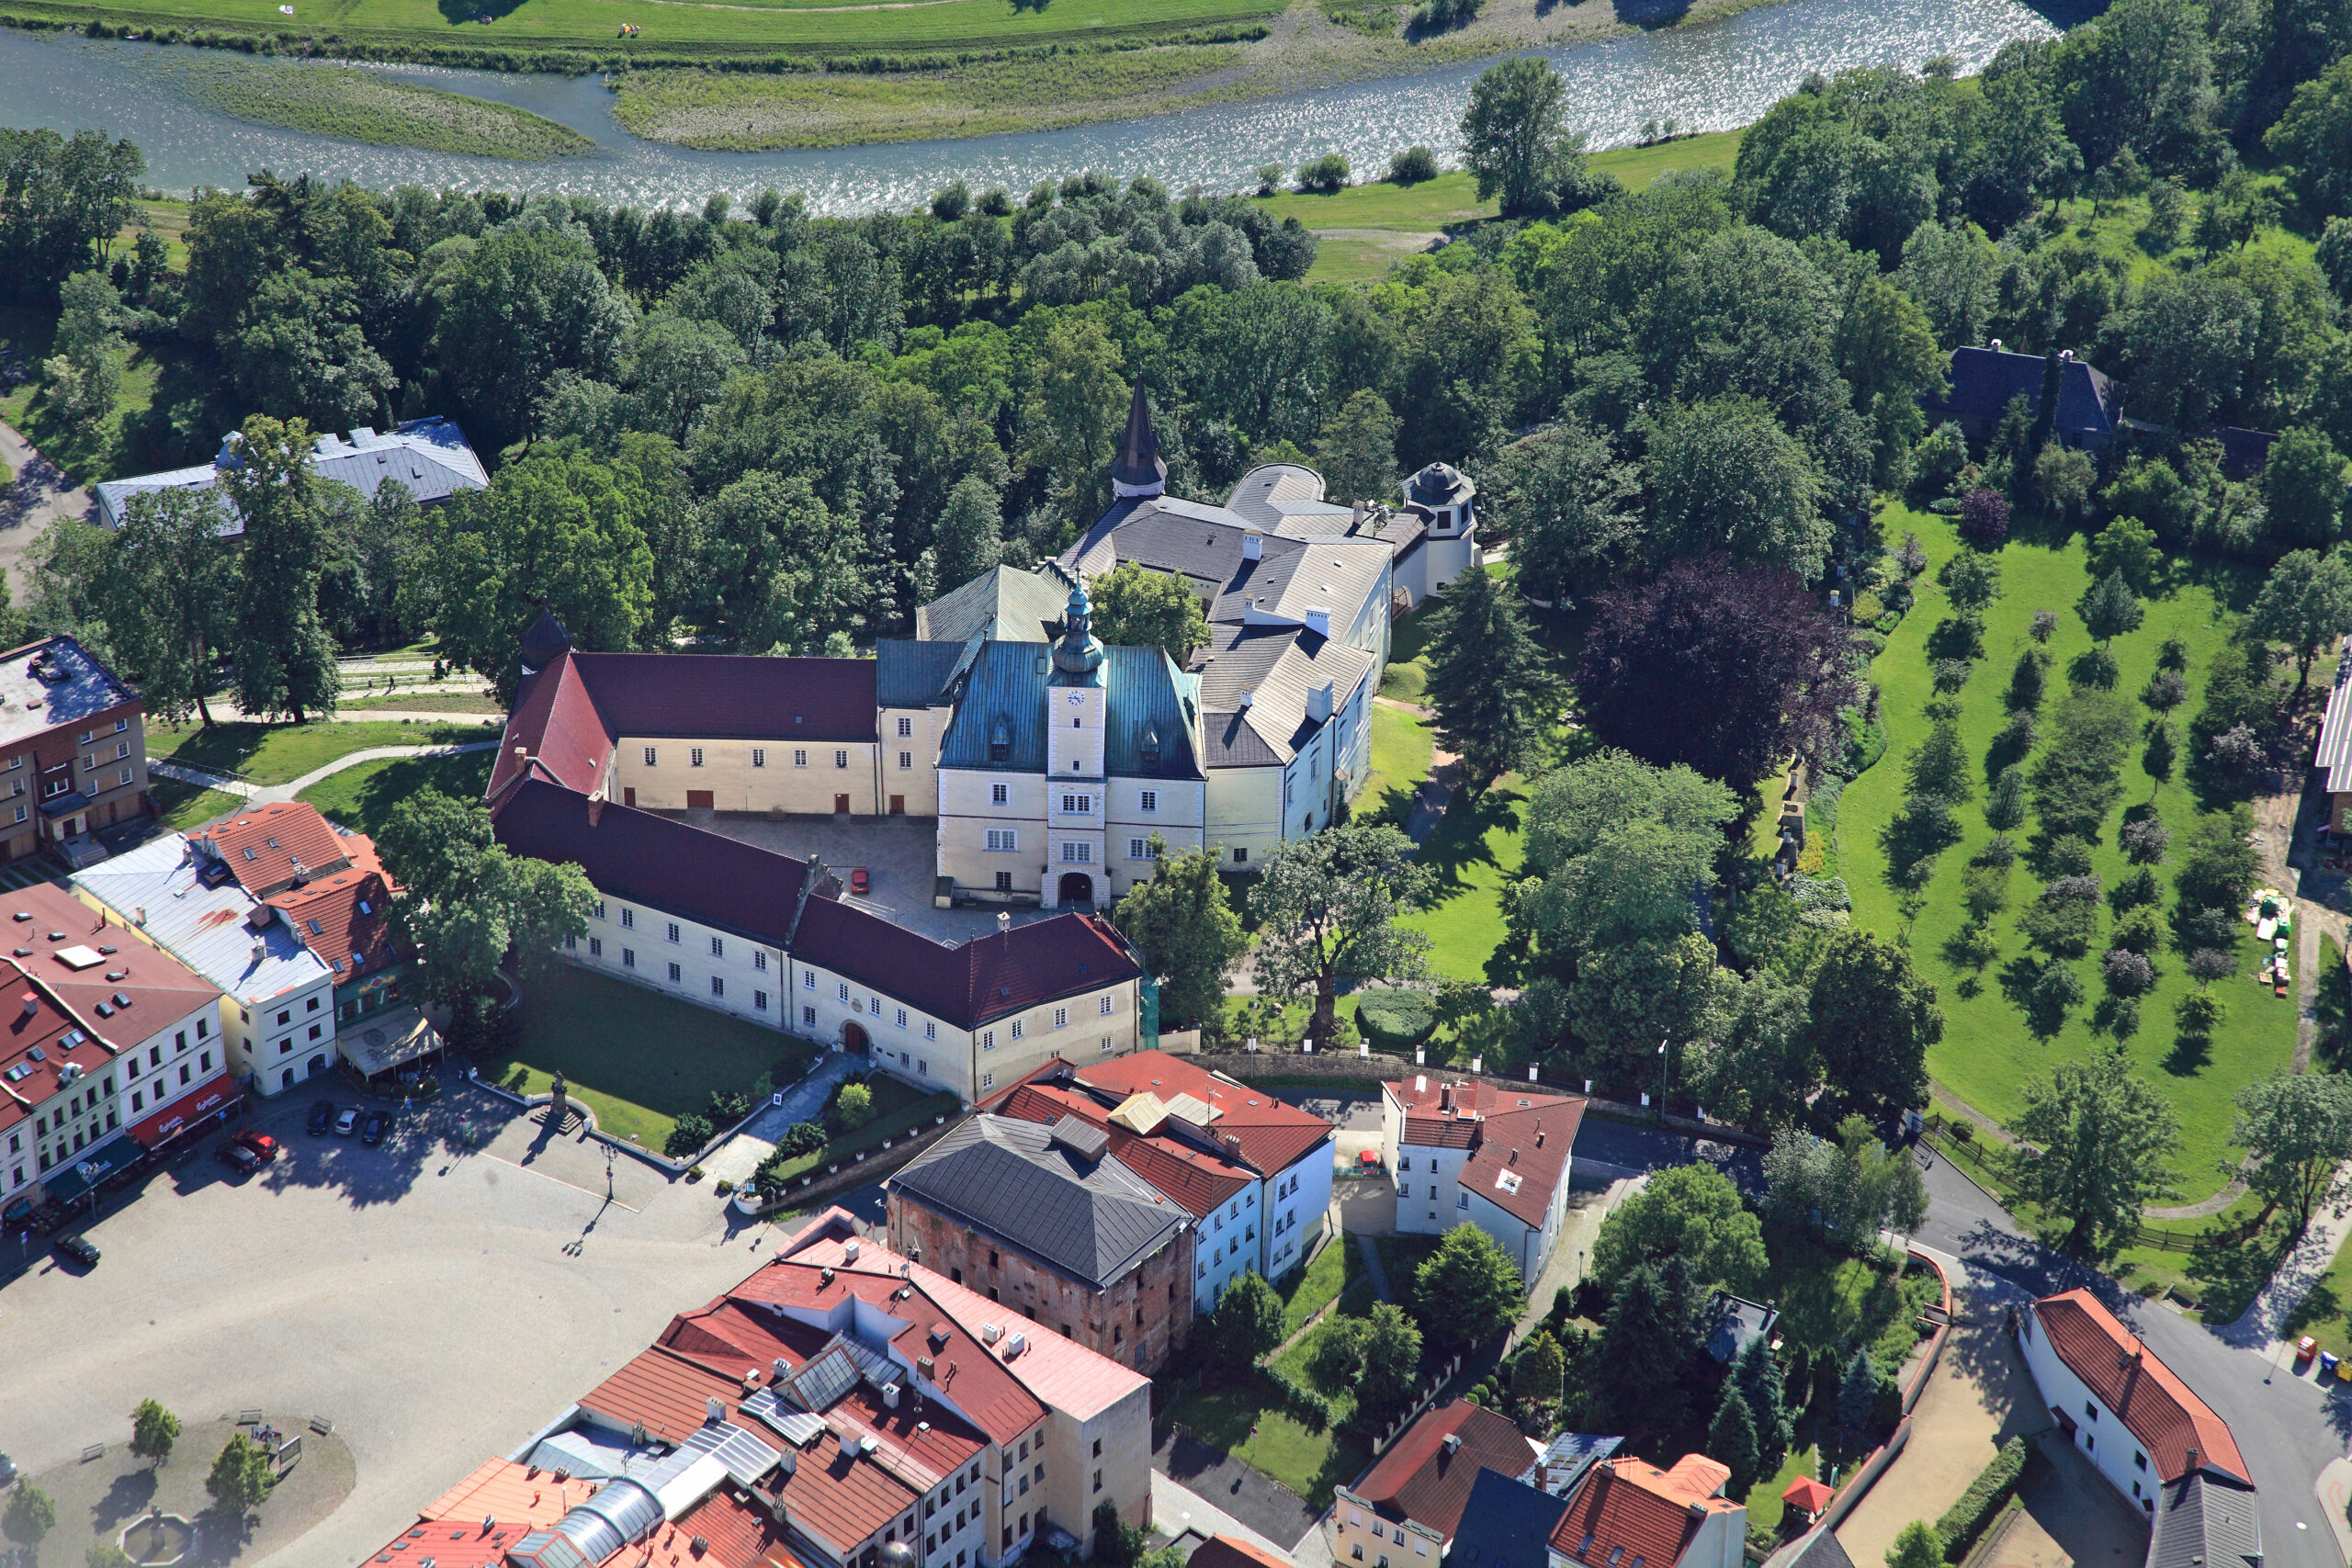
xmin=996 ymin=1081 xmax=1253 ymax=1218
xmin=419 ymin=1459 xmax=598 ymax=1528
xmin=266 ymin=834 xmax=408 ymax=985
xmin=364 ymin=1519 xmax=527 ymax=1567
xmin=1550 ymin=1456 xmax=1740 ymax=1568
xmin=1352 ymin=1400 xmax=1540 ymax=1541
xmin=770 ymin=1428 xmax=922 ymax=1558
xmin=195 ymin=802 xmax=351 ymax=897
xmin=1072 ymin=1052 xmax=1332 ymax=1174
xmin=2029 ymin=1291 xmax=2248 ymax=1483
xmin=661 ymin=1484 xmax=805 ymax=1568
xmin=492 ymin=651 xmax=617 ymax=798
xmin=1189 ymin=1538 xmax=1297 ymax=1568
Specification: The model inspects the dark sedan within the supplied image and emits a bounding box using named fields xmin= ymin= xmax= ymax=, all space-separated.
xmin=361 ymin=1111 xmax=390 ymax=1146
xmin=306 ymin=1100 xmax=335 ymax=1135
xmin=53 ymin=1235 xmax=98 ymax=1269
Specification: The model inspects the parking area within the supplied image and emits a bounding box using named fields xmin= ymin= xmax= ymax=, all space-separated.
xmin=672 ymin=810 xmax=1069 ymax=942
xmin=0 ymin=1079 xmax=811 ymax=1567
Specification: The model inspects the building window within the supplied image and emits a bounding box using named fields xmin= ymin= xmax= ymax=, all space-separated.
xmin=710 ymin=936 xmax=724 ymax=957
xmin=981 ymin=1072 xmax=994 ymax=1089
xmin=623 ymin=948 xmax=637 ymax=968
xmin=795 ymin=750 xmax=808 ymax=768
xmin=712 ymin=976 xmax=725 ymax=998
xmin=897 ymin=1008 xmax=909 ymax=1029
xmin=925 ymin=1021 xmax=937 ymax=1041
xmin=1054 ymin=1008 xmax=1068 ymax=1029
xmin=995 ymin=872 xmax=1013 ymax=893
xmin=665 ymin=922 xmax=682 ymax=943
xmin=1061 ymin=842 xmax=1092 ymax=863
xmin=643 ymin=747 xmax=658 ymax=767
xmin=119 ymin=768 xmax=132 ymax=787
xmin=1233 ymin=847 xmax=1248 ymax=864
xmin=900 ymin=751 xmax=912 ymax=770
xmin=1100 ymin=996 xmax=1114 ymax=1015
xmin=839 ymin=983 xmax=851 ymax=1002
xmin=594 ymin=901 xmax=606 ymax=921
xmin=987 ymin=829 xmax=1019 ymax=852
xmin=756 ymin=989 xmax=769 ymax=1011
xmin=1457 ymin=1191 xmax=1469 ymax=1208
xmin=668 ymin=963 xmax=683 ymax=984
xmin=752 ymin=748 xmax=767 ymax=768
xmin=1061 ymin=793 xmax=1092 ymax=814
xmin=803 ymin=1005 xmax=817 ymax=1027
xmin=1139 ymin=790 xmax=1157 ymax=812
xmin=991 ymin=783 xmax=1009 ymax=806
xmin=1011 ymin=1020 xmax=1024 ymax=1040
xmin=1093 ymin=1471 xmax=1103 ymax=1494
xmin=982 ymin=1031 xmax=996 ymax=1051
xmin=1129 ymin=838 xmax=1151 ymax=860
xmin=804 ymin=968 xmax=816 ymax=988
xmin=2085 ymin=1404 xmax=2098 ymax=1422
xmin=835 ymin=750 xmax=849 ymax=769
xmin=589 ymin=937 xmax=603 ymax=958
xmin=690 ymin=747 xmax=705 ymax=768
xmin=621 ymin=908 xmax=635 ymax=930
xmin=899 ymin=716 xmax=913 ymax=738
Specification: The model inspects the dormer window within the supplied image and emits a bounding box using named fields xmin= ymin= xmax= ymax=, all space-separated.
xmin=989 ymin=715 xmax=1012 ymax=765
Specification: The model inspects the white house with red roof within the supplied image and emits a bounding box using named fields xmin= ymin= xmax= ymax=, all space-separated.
xmin=2018 ymin=1290 xmax=2254 ymax=1517
xmin=1546 ymin=1455 xmax=1745 ymax=1568
xmin=1381 ymin=1075 xmax=1585 ymax=1283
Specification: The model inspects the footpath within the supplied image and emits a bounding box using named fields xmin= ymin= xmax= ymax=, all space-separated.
xmin=155 ymin=738 xmax=504 ymax=807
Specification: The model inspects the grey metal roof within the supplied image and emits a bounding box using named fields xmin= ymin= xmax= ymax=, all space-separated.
xmin=1193 ymin=625 xmax=1374 ymax=769
xmin=2315 ymin=637 xmax=2352 ymax=794
xmin=0 ymin=636 xmax=138 ymax=748
xmin=1227 ymin=465 xmax=1354 ymax=531
xmin=1761 ymin=1526 xmax=1860 ymax=1568
xmin=938 ymin=642 xmax=1204 ymax=780
xmin=1706 ymin=1293 xmax=1781 ymax=1364
xmin=2150 ymin=1473 xmax=2261 ymax=1568
xmin=1050 ymin=1114 xmax=1110 ymax=1159
xmin=73 ymin=832 xmax=334 ymax=1007
xmin=1923 ymin=349 xmax=2125 ymax=439
xmin=916 ymin=566 xmax=1074 ymax=646
xmin=1447 ymin=1468 xmax=1569 ymax=1568
xmin=890 ymin=1114 xmax=1188 ymax=1289
xmin=876 ymin=639 xmax=972 ymax=707
xmin=95 ymin=417 xmax=487 ymax=535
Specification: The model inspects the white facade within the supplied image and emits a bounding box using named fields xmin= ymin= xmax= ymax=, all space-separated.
xmin=939 ymin=770 xmax=1209 ymax=905
xmin=236 ymin=971 xmax=343 ymax=1097
xmin=571 ymin=892 xmax=788 ymax=1030
xmin=2018 ymin=1306 xmax=2166 ymax=1515
xmin=116 ymin=1001 xmax=230 ymax=1132
xmin=1264 ymin=1140 xmax=1334 ymax=1278
xmin=1192 ymin=1184 xmax=1261 ymax=1314
xmin=1378 ymin=1089 xmax=1571 ymax=1285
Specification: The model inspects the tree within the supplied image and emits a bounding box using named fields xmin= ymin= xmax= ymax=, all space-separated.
xmin=1734 ymin=1337 xmax=1791 ymax=1475
xmin=1589 ymin=1162 xmax=1767 ymax=1298
xmin=1705 ymin=1382 xmax=1762 ymax=1494
xmin=933 ymin=474 xmax=1002 ymax=588
xmin=1414 ymin=1223 xmax=1525 ymax=1352
xmin=1211 ymin=1270 xmax=1283 ymax=1367
xmin=2265 ymin=429 xmax=2348 ymax=548
xmin=131 ymin=1398 xmax=181 ymax=1467
xmin=1357 ymin=1302 xmax=1424 ymax=1419
xmin=1486 ymin=418 xmax=1642 ymax=604
xmin=834 ymin=1083 xmax=875 ymax=1128
xmin=1019 ymin=323 xmax=1126 ymax=533
xmin=1837 ymin=1348 xmax=1878 ymax=1434
xmin=2 ymin=1483 xmax=53 ymax=1545
xmin=1312 ymin=389 xmax=1401 ymax=507
xmin=1424 ymin=558 xmax=1561 ymax=793
xmin=702 ymin=469 xmax=876 ymax=655
xmin=1597 ymin=1261 xmax=1699 ymax=1435
xmin=1957 ymin=489 xmax=2010 ymax=549
xmin=2248 ymin=547 xmax=2352 ymax=700
xmin=2011 ymin=1045 xmax=2180 ymax=1260
xmin=89 ymin=1544 xmax=136 ymax=1568
xmin=0 ymin=127 xmax=144 ymax=301
xmin=1250 ymin=824 xmax=1435 ymax=1045
xmin=1512 ymin=1327 xmax=1566 ymax=1409
xmin=2232 ymin=1070 xmax=2352 ymax=1239
xmin=376 ymin=787 xmax=595 ymax=1001
xmin=2086 ymin=515 xmax=2162 ymax=596
xmin=429 ymin=223 xmax=635 ymax=452
xmin=1089 ymin=560 xmax=1210 ymax=667
xmin=1579 ymin=556 xmax=1857 ymax=790
xmin=1887 ymin=1522 xmax=1946 ymax=1568
xmin=206 ymin=1434 xmax=277 ymax=1517
xmin=102 ymin=489 xmax=236 ymax=729
xmin=221 ymin=416 xmax=340 ymax=724
xmin=2267 ymin=54 xmax=2352 ymax=220
xmin=1112 ymin=840 xmax=1247 ymax=1029
xmin=1461 ymin=57 xmax=1585 ymax=219
xmin=1810 ymin=931 xmax=1942 ymax=1113
xmin=1646 ymin=396 xmax=1831 ymax=579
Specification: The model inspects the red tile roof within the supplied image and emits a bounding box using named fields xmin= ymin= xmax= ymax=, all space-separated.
xmin=266 ymin=833 xmax=407 ymax=986
xmin=1351 ymin=1400 xmax=1539 ymax=1540
xmin=771 ymin=1427 xmax=922 ymax=1558
xmin=995 ymin=1080 xmax=1254 ymax=1218
xmin=656 ymin=1485 xmax=804 ymax=1568
xmin=2029 ymin=1290 xmax=2249 ymax=1483
xmin=364 ymin=1519 xmax=527 ymax=1567
xmin=1550 ymin=1456 xmax=1738 ymax=1568
xmin=1781 ymin=1476 xmax=1835 ymax=1514
xmin=658 ymin=1299 xmax=834 ymax=1383
xmin=577 ymin=1346 xmax=779 ymax=1452
xmin=492 ymin=650 xmax=618 ymax=798
xmin=0 ymin=956 xmax=135 ymax=1141
xmin=793 ymin=897 xmax=1143 ymax=1032
xmin=1189 ymin=1538 xmax=1296 ymax=1568
xmin=1072 ymin=1052 xmax=1333 ymax=1175
xmin=196 ymin=802 xmax=352 ymax=897
xmin=1384 ymin=1077 xmax=1585 ymax=1229
xmin=6 ymin=880 xmax=219 ymax=1032
xmin=420 ymin=1459 xmax=598 ymax=1528
xmin=826 ymin=1380 xmax=989 ymax=1493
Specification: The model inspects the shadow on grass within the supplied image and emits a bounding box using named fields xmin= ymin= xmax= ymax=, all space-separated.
xmin=2187 ymin=1225 xmax=2281 ymax=1325
xmin=2161 ymin=1027 xmax=2212 ymax=1076
xmin=296 ymin=750 xmax=494 ymax=837
xmin=1611 ymin=0 xmax=1692 ymax=24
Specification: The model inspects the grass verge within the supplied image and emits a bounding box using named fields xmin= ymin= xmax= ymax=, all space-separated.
xmin=150 ymin=718 xmax=487 ymax=784
xmin=152 ymin=776 xmax=243 ymax=830
xmin=296 ymin=749 xmax=494 ymax=836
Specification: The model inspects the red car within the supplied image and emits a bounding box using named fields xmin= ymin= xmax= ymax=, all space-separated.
xmin=232 ymin=1130 xmax=279 ymax=1163
xmin=849 ymin=868 xmax=870 ymax=897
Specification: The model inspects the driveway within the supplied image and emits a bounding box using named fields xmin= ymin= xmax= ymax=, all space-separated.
xmin=1149 ymin=1428 xmax=1323 ymax=1551
xmin=1979 ymin=1433 xmax=2152 ymax=1568
xmin=0 ymin=1079 xmax=796 ymax=1568
xmin=701 ymin=1051 xmax=856 ymax=1185
xmin=0 ymin=417 xmax=92 ymax=594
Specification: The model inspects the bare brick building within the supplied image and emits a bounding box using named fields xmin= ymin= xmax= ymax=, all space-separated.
xmin=887 ymin=1113 xmax=1196 ymax=1372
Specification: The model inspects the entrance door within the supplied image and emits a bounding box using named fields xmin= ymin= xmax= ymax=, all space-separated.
xmin=834 ymin=794 xmax=852 ymax=815
xmin=686 ymin=790 xmax=715 ymax=808
xmin=623 ymin=787 xmax=636 ymax=807
xmin=843 ymin=1021 xmax=870 ymax=1054
xmin=1058 ymin=872 xmax=1094 ymax=908
xmin=888 ymin=795 xmax=904 ymax=816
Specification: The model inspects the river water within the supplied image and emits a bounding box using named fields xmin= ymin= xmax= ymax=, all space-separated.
xmin=0 ymin=0 xmax=2085 ymax=212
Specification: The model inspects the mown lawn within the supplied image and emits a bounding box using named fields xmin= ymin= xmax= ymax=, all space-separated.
xmin=1839 ymin=504 xmax=2298 ymax=1207
xmin=1165 ymin=1377 xmax=1370 ymax=1507
xmin=150 ymin=718 xmax=490 ymax=784
xmin=297 ymin=750 xmax=495 ymax=836
xmin=1357 ymin=703 xmax=1433 ymax=826
xmin=1276 ymin=1229 xmax=1373 ymax=1334
xmin=1399 ymin=782 xmax=1527 ymax=985
xmin=481 ymin=966 xmax=812 ymax=1148
xmin=152 ymin=776 xmax=243 ymax=831
xmin=756 ymin=1074 xmax=961 ymax=1186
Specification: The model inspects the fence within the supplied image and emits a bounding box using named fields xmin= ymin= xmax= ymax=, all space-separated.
xmin=1368 ymin=1353 xmax=1465 ymax=1455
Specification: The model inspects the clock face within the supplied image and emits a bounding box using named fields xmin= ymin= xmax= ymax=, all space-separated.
xmin=1067 ymin=693 xmax=1083 ymax=705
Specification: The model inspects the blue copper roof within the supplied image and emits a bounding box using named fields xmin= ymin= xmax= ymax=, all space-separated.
xmin=938 ymin=642 xmax=1204 ymax=779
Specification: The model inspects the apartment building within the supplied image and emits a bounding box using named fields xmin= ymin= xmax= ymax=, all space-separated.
xmin=0 ymin=636 xmax=153 ymax=865
xmin=1380 ymin=1075 xmax=1585 ymax=1284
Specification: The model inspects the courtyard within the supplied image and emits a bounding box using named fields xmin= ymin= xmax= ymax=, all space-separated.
xmin=0 ymin=1077 xmax=812 ymax=1568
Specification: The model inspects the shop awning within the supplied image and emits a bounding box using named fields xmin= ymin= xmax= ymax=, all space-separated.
xmin=129 ymin=1078 xmax=242 ymax=1149
xmin=339 ymin=1009 xmax=438 ymax=1077
xmin=42 ymin=1131 xmax=140 ymax=1203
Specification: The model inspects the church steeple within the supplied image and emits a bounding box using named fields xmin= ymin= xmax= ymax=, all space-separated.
xmin=1110 ymin=382 xmax=1167 ymax=500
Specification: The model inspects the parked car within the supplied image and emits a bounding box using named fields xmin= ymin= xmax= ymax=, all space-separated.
xmin=215 ymin=1143 xmax=261 ymax=1175
xmin=334 ymin=1108 xmax=360 ymax=1136
xmin=232 ymin=1130 xmax=278 ymax=1163
xmin=53 ymin=1235 xmax=98 ymax=1269
xmin=0 ymin=1450 xmax=17 ymax=1486
xmin=849 ymin=868 xmax=870 ymax=897
xmin=307 ymin=1100 xmax=335 ymax=1135
xmin=361 ymin=1111 xmax=389 ymax=1146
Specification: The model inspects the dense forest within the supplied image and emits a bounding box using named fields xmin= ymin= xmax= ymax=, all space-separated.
xmin=0 ymin=0 xmax=2346 ymax=723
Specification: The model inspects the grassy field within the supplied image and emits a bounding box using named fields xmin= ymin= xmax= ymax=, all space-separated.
xmin=1839 ymin=505 xmax=2299 ymax=1207
xmin=1166 ymin=1376 xmax=1370 ymax=1506
xmin=166 ymin=57 xmax=594 ymax=157
xmin=297 ymin=749 xmax=495 ymax=835
xmin=337 ymin=689 xmax=506 ymax=714
xmin=481 ymin=965 xmax=809 ymax=1147
xmin=152 ymin=776 xmax=245 ymax=830
xmin=1276 ymin=1229 xmax=1373 ymax=1333
xmin=1357 ymin=702 xmax=1433 ymax=825
xmin=1399 ymin=783 xmax=1526 ymax=985
xmin=149 ymin=717 xmax=487 ymax=784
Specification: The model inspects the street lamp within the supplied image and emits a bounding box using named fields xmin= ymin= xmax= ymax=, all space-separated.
xmin=1656 ymin=1037 xmax=1668 ymax=1123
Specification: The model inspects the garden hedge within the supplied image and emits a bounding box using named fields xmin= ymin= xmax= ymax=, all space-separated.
xmin=1934 ymin=1436 xmax=2029 ymax=1562
xmin=1356 ymin=991 xmax=1436 ymax=1047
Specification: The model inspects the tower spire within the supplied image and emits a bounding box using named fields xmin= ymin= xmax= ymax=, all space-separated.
xmin=1110 ymin=382 xmax=1167 ymax=500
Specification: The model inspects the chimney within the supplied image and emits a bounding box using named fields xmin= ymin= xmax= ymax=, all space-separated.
xmin=17 ymin=993 xmax=34 ymax=1019
xmin=587 ymin=795 xmax=605 ymax=828
xmin=1242 ymin=529 xmax=1263 ymax=561
xmin=2186 ymin=1447 xmax=2199 ymax=1471
xmin=884 ymin=1383 xmax=900 ymax=1408
xmin=1509 ymin=1148 xmax=1519 ymax=1164
xmin=1303 ymin=607 xmax=1332 ymax=640
xmin=706 ymin=1396 xmax=726 ymax=1422
xmin=134 ymin=906 xmax=146 ymax=927
xmin=1442 ymin=1434 xmax=1461 ymax=1456
xmin=1238 ymin=690 xmax=1254 ymax=709
xmin=1225 ymin=1134 xmax=1242 ymax=1157
xmin=775 ymin=1359 xmax=791 ymax=1383
xmin=251 ymin=942 xmax=266 ymax=965
xmin=1990 ymin=338 xmax=2004 ymax=353
xmin=1306 ymin=680 xmax=1334 ymax=722
xmin=1440 ymin=1083 xmax=1454 ymax=1111
xmin=998 ymin=910 xmax=1012 ymax=943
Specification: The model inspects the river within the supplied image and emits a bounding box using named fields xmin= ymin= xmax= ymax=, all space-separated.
xmin=0 ymin=0 xmax=2086 ymax=212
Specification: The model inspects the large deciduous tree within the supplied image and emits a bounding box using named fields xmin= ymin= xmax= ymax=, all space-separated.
xmin=1210 ymin=1271 xmax=1283 ymax=1368
xmin=1460 ymin=57 xmax=1587 ymax=219
xmin=376 ymin=787 xmax=595 ymax=1004
xmin=1089 ymin=560 xmax=1211 ymax=666
xmin=1809 ymin=930 xmax=1941 ymax=1114
xmin=429 ymin=223 xmax=636 ymax=452
xmin=2232 ymin=1069 xmax=2352 ymax=1240
xmin=1414 ymin=1223 xmax=1526 ymax=1352
xmin=1423 ymin=558 xmax=1561 ymax=794
xmin=1579 ymin=555 xmax=1858 ymax=791
xmin=1645 ymin=397 xmax=1832 ymax=580
xmin=1589 ymin=1162 xmax=1767 ymax=1298
xmin=1111 ymin=840 xmax=1247 ymax=1030
xmin=1484 ymin=417 xmax=1643 ymax=604
xmin=1249 ymin=824 xmax=1434 ymax=1045
xmin=2011 ymin=1044 xmax=2180 ymax=1260
xmin=222 ymin=415 xmax=341 ymax=725
xmin=2248 ymin=547 xmax=2352 ymax=700
xmin=102 ymin=489 xmax=235 ymax=729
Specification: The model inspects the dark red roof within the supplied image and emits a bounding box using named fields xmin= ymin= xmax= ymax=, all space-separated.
xmin=1550 ymin=1456 xmax=1736 ymax=1568
xmin=575 ymin=651 xmax=876 ymax=742
xmin=1189 ymin=1539 xmax=1295 ymax=1568
xmin=1351 ymin=1400 xmax=1537 ymax=1540
xmin=771 ymin=1427 xmax=921 ymax=1557
xmin=2029 ymin=1290 xmax=2248 ymax=1483
xmin=492 ymin=651 xmax=616 ymax=797
xmin=266 ymin=833 xmax=408 ymax=985
xmin=492 ymin=779 xmax=808 ymax=949
xmin=577 ymin=1345 xmax=777 ymax=1451
xmin=197 ymin=802 xmax=351 ymax=897
xmin=1074 ymin=1052 xmax=1333 ymax=1175
xmin=1385 ymin=1077 xmax=1585 ymax=1228
xmin=668 ymin=1484 xmax=806 ymax=1568
xmin=791 ymin=898 xmax=1142 ymax=1032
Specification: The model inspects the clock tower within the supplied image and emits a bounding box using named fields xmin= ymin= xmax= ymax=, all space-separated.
xmin=1046 ymin=583 xmax=1108 ymax=906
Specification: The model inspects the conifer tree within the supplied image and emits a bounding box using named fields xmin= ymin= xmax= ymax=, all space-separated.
xmin=1424 ymin=559 xmax=1560 ymax=794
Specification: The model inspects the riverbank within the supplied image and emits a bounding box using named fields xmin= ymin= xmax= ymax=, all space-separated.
xmin=169 ymin=54 xmax=594 ymax=157
xmin=605 ymin=0 xmax=1783 ymax=150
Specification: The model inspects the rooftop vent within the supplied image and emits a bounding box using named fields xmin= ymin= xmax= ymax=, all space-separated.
xmin=883 ymin=1383 xmax=900 ymax=1408
xmin=707 ymin=1396 xmax=726 ymax=1422
xmin=1004 ymin=1333 xmax=1026 ymax=1360
xmin=982 ymin=1324 xmax=1002 ymax=1346
xmin=843 ymin=1239 xmax=861 ymax=1262
xmin=1442 ymin=1434 xmax=1462 ymax=1455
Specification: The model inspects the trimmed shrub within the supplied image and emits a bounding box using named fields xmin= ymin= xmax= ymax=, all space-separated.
xmin=1934 ymin=1437 xmax=2030 ymax=1561
xmin=1357 ymin=990 xmax=1437 ymax=1046
xmin=664 ymin=1112 xmax=713 ymax=1157
xmin=1388 ymin=145 xmax=1440 ymax=184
